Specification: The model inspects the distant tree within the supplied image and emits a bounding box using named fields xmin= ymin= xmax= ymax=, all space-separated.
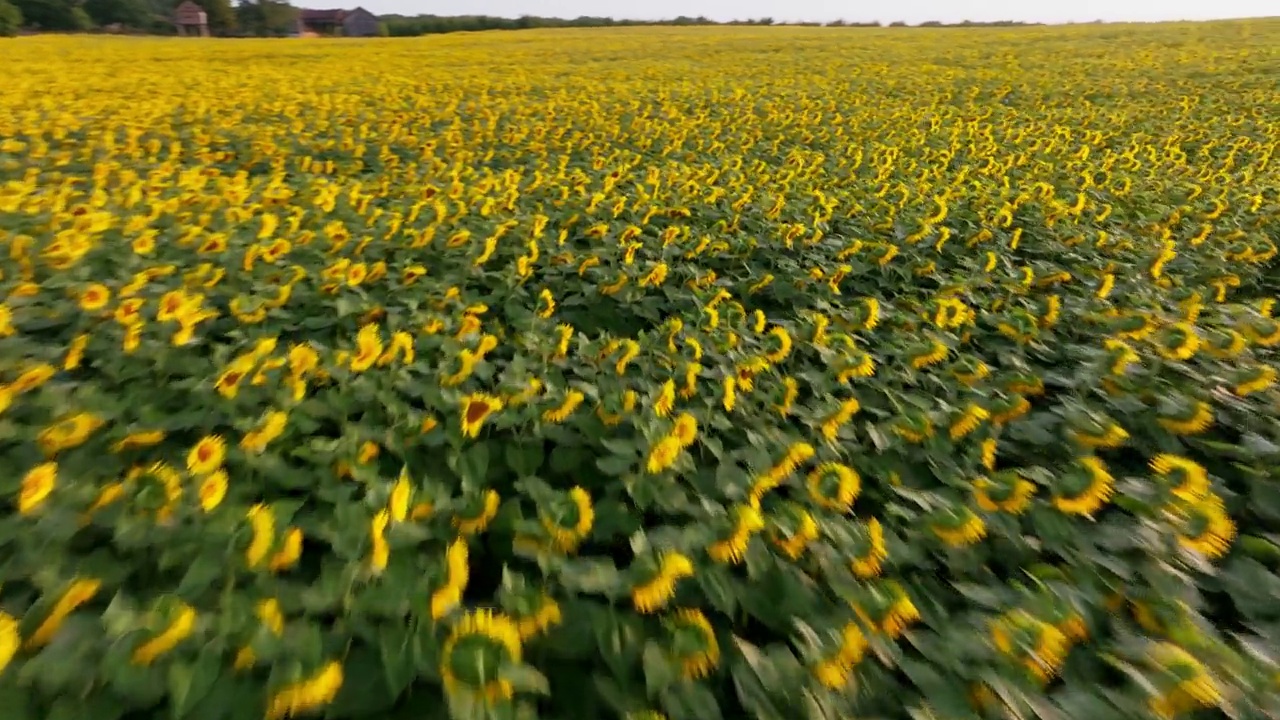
xmin=202 ymin=0 xmax=233 ymax=31
xmin=235 ymin=0 xmax=292 ymax=35
xmin=0 ymin=0 xmax=21 ymax=34
xmin=13 ymin=0 xmax=92 ymax=29
xmin=83 ymin=0 xmax=150 ymax=27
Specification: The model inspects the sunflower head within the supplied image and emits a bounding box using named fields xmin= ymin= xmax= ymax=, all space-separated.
xmin=1176 ymin=494 xmax=1235 ymax=560
xmin=538 ymin=486 xmax=594 ymax=553
xmin=891 ymin=412 xmax=933 ymax=444
xmin=973 ymin=471 xmax=1036 ymax=514
xmin=1156 ymin=396 xmax=1213 ymax=436
xmin=1052 ymin=457 xmax=1114 ymax=516
xmin=768 ymin=502 xmax=820 ymax=560
xmin=806 ymin=463 xmax=861 ymax=512
xmin=663 ymin=608 xmax=720 ymax=679
xmin=929 ymin=504 xmax=986 ymax=547
xmin=441 ymin=610 xmax=523 ymax=703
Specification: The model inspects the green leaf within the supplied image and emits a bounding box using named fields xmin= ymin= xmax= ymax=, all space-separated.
xmin=642 ymin=641 xmax=678 ymax=695
xmin=659 ymin=682 xmax=722 ymax=720
xmin=0 ymin=685 xmax=35 ymax=720
xmin=502 ymin=663 xmax=551 ymax=695
xmin=454 ymin=442 xmax=492 ymax=487
xmin=730 ymin=654 xmax=786 ymax=720
xmin=596 ymin=454 xmax=633 ymax=476
xmin=504 ymin=441 xmax=544 ymax=477
xmin=168 ymin=650 xmax=222 ymax=720
xmin=175 ymin=557 xmax=223 ymax=598
xmin=696 ymin=567 xmax=738 ymax=615
xmin=379 ymin=622 xmax=416 ymax=695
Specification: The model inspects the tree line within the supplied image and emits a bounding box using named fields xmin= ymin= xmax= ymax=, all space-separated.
xmin=2 ymin=0 xmax=304 ymax=35
xmin=379 ymin=15 xmax=1042 ymax=37
xmin=0 ymin=1 xmax=1047 ymax=39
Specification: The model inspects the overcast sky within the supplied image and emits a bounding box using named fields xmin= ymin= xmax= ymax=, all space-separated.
xmin=366 ymin=0 xmax=1276 ymax=23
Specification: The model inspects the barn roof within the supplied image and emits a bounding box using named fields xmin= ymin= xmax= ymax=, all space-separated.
xmin=173 ymin=0 xmax=206 ymax=21
xmin=299 ymin=8 xmax=347 ymax=22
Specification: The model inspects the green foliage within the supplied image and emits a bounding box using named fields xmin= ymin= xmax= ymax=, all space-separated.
xmin=11 ymin=0 xmax=89 ymax=30
xmin=0 ymin=0 xmax=21 ymax=35
xmin=201 ymin=0 xmax=233 ymax=32
xmin=4 ymin=18 xmax=1280 ymax=720
xmin=82 ymin=0 xmax=149 ymax=29
xmin=232 ymin=0 xmax=293 ymax=36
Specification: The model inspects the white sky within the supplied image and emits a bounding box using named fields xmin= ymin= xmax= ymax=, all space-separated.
xmin=366 ymin=0 xmax=1277 ymax=23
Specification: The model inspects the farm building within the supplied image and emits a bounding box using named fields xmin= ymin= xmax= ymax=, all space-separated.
xmin=172 ymin=0 xmax=209 ymax=36
xmin=296 ymin=7 xmax=380 ymax=37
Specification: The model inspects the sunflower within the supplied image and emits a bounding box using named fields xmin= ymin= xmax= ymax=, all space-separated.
xmin=1155 ymin=322 xmax=1200 ymax=361
xmin=769 ymin=504 xmax=819 ymax=560
xmin=664 ymin=608 xmax=720 ymax=679
xmin=349 ymin=323 xmax=383 ymax=373
xmin=0 ymin=611 xmax=18 ymax=674
xmin=268 ymin=528 xmax=303 ymax=572
xmin=263 ymin=661 xmax=344 ymax=720
xmin=948 ymin=403 xmax=989 ymax=440
xmin=979 ymin=438 xmax=997 ymax=470
xmin=708 ymin=503 xmax=765 ymax=564
xmin=1149 ymin=454 xmax=1209 ymax=502
xmin=539 ymin=487 xmax=595 ymax=553
xmin=812 ymin=621 xmax=867 ymax=689
xmin=820 ymin=397 xmax=861 ymax=442
xmin=389 ymin=471 xmax=412 ymax=522
xmin=459 ymin=393 xmax=503 ymax=438
xmin=186 ymin=434 xmax=226 ymax=475
xmin=836 ymin=351 xmax=876 ymax=383
xmin=952 ymin=357 xmax=990 ymax=386
xmin=198 ymin=469 xmax=228 ymax=512
xmin=25 ymin=577 xmax=102 ymax=649
xmin=79 ymin=283 xmax=112 ymax=311
xmin=1052 ymin=457 xmax=1115 ymax=516
xmin=430 ymin=539 xmax=469 ymax=619
xmin=930 ymin=506 xmax=987 ymax=547
xmin=989 ymin=610 xmax=1070 ymax=684
xmin=1157 ymin=400 xmax=1214 ymax=436
xmin=652 ymin=379 xmax=676 ymax=418
xmin=1070 ymin=421 xmax=1129 ymax=449
xmin=671 ymin=413 xmax=698 ymax=448
xmin=892 ymin=413 xmax=933 ymax=444
xmin=1145 ymin=643 xmax=1221 ymax=719
xmin=541 ymin=389 xmax=585 ymax=424
xmin=632 ymin=551 xmax=694 ymax=614
xmin=37 ymin=412 xmax=105 ymax=455
xmin=440 ymin=610 xmax=522 ymax=702
xmin=19 ymin=461 xmax=58 ymax=515
xmin=1203 ymin=328 xmax=1247 ymax=358
xmin=806 ymin=462 xmax=861 ymax=512
xmin=1176 ymin=494 xmax=1235 ymax=560
xmin=990 ymin=395 xmax=1032 ymax=426
xmin=244 ymin=504 xmax=276 ymax=569
xmin=132 ymin=601 xmax=197 ymax=665
xmin=850 ymin=518 xmax=888 ymax=578
xmin=909 ymin=339 xmax=949 ymax=369
xmin=1103 ymin=338 xmax=1141 ymax=375
xmin=453 ymin=489 xmax=500 ymax=535
xmin=972 ymin=472 xmax=1036 ymax=514
xmin=855 ymin=581 xmax=920 ymax=639
xmin=764 ymin=326 xmax=794 ymax=365
xmin=680 ymin=362 xmax=701 ymax=399
xmin=1233 ymin=365 xmax=1277 ymax=396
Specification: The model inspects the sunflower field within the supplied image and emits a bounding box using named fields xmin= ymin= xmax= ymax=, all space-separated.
xmin=2 ymin=19 xmax=1280 ymax=720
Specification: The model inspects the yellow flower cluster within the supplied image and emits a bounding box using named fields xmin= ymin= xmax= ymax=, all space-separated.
xmin=1 ymin=18 xmax=1277 ymax=717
